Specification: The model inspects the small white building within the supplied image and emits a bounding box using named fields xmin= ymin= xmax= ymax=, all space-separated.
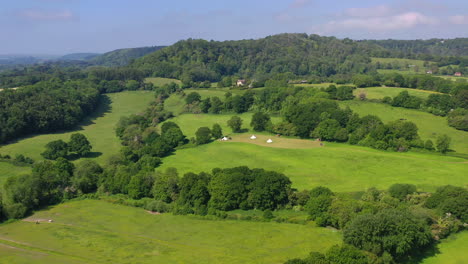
xmin=250 ymin=135 xmax=257 ymax=140
xmin=266 ymin=139 xmax=273 ymax=143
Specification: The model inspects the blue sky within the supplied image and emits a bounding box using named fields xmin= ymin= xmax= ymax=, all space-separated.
xmin=1 ymin=0 xmax=467 ymax=54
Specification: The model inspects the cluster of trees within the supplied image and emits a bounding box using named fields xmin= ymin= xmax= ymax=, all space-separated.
xmin=0 ymin=79 xmax=100 ymax=144
xmin=0 ymin=153 xmax=34 ymax=166
xmin=0 ymin=158 xmax=103 ymax=220
xmin=131 ymin=33 xmax=380 ymax=83
xmin=381 ymin=90 xmax=467 ymax=131
xmin=41 ymin=133 xmax=93 ymax=160
xmin=194 ymin=124 xmax=223 ymax=144
xmin=286 ymin=184 xmax=468 ymax=263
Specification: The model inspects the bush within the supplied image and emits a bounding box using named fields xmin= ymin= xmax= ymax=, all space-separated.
xmin=263 ymin=209 xmax=274 ymax=220
xmin=388 ymin=184 xmax=417 ymax=201
xmin=144 ymin=200 xmax=172 ymax=213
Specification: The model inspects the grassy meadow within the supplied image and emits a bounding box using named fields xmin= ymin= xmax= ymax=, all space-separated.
xmin=159 ymin=140 xmax=467 ymax=192
xmin=161 ymin=113 xmax=281 ymax=138
xmin=421 ymin=231 xmax=468 ymax=264
xmin=0 ymin=91 xmax=155 ymax=165
xmin=340 ymin=100 xmax=468 ymax=154
xmin=0 ymin=163 xmax=31 ymax=186
xmin=145 ymin=77 xmax=181 ymax=86
xmin=354 ymin=87 xmax=441 ymax=100
xmin=0 ymin=199 xmax=341 ymax=264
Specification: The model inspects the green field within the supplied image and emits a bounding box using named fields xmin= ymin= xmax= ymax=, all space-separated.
xmin=0 ymin=91 xmax=155 ymax=165
xmin=161 ymin=113 xmax=281 ymax=137
xmin=421 ymin=232 xmax=468 ymax=264
xmin=354 ymin=87 xmax=441 ymax=100
xmin=164 ymin=88 xmax=248 ymax=116
xmin=0 ymin=199 xmax=341 ymax=264
xmin=159 ymin=140 xmax=467 ymax=192
xmin=371 ymin=57 xmax=427 ymax=68
xmin=340 ymin=100 xmax=468 ymax=154
xmin=145 ymin=77 xmax=181 ymax=86
xmin=0 ymin=162 xmax=31 ymax=186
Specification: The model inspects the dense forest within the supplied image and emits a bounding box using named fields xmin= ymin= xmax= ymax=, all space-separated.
xmin=89 ymin=46 xmax=166 ymax=67
xmin=130 ymin=34 xmax=468 ymax=84
xmin=131 ymin=34 xmax=383 ymax=81
xmin=364 ymin=38 xmax=468 ymax=58
xmin=0 ymin=79 xmax=100 ymax=144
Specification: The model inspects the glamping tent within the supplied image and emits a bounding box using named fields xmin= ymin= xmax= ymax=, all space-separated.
xmin=266 ymin=139 xmax=273 ymax=143
xmin=250 ymin=135 xmax=257 ymax=140
xmin=221 ymin=137 xmax=229 ymax=141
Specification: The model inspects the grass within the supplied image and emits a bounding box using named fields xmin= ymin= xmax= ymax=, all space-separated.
xmin=421 ymin=231 xmax=468 ymax=264
xmin=159 ymin=139 xmax=467 ymax=192
xmin=0 ymin=162 xmax=31 ymax=186
xmin=228 ymin=134 xmax=322 ymax=149
xmin=0 ymin=199 xmax=341 ymax=264
xmin=339 ymin=100 xmax=468 ymax=154
xmin=371 ymin=57 xmax=428 ymax=68
xmin=164 ymin=88 xmax=250 ymax=116
xmin=293 ymin=83 xmax=355 ymax=88
xmin=0 ymin=91 xmax=155 ymax=165
xmin=160 ymin=113 xmax=281 ymax=138
xmin=354 ymin=87 xmax=441 ymax=100
xmin=145 ymin=77 xmax=181 ymax=86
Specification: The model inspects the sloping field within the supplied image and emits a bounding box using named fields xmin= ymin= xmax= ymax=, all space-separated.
xmin=228 ymin=134 xmax=322 ymax=149
xmin=340 ymin=101 xmax=468 ymax=154
xmin=0 ymin=163 xmax=31 ymax=186
xmin=0 ymin=91 xmax=154 ymax=164
xmin=421 ymin=232 xmax=468 ymax=264
xmin=354 ymin=87 xmax=441 ymax=100
xmin=160 ymin=113 xmax=281 ymax=138
xmin=0 ymin=200 xmax=341 ymax=264
xmin=159 ymin=140 xmax=467 ymax=192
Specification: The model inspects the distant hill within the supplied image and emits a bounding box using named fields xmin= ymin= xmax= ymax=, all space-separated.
xmin=131 ymin=33 xmax=386 ymax=80
xmin=59 ymin=53 xmax=100 ymax=61
xmin=362 ymin=38 xmax=468 ymax=58
xmin=89 ymin=46 xmax=166 ymax=67
xmin=131 ymin=34 xmax=468 ymax=82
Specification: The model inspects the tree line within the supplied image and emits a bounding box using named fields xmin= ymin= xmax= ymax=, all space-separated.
xmin=0 ymin=79 xmax=100 ymax=144
xmin=285 ymin=184 xmax=467 ymax=264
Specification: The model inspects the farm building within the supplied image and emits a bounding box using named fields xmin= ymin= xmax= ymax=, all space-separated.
xmin=454 ymin=72 xmax=462 ymax=77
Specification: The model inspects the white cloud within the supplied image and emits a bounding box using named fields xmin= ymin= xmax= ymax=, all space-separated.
xmin=449 ymin=15 xmax=468 ymax=25
xmin=17 ymin=9 xmax=76 ymax=21
xmin=344 ymin=5 xmax=393 ymax=18
xmin=318 ymin=12 xmax=438 ymax=32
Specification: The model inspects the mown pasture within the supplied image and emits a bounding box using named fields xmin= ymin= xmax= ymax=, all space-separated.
xmin=159 ymin=138 xmax=467 ymax=192
xmin=0 ymin=199 xmax=341 ymax=264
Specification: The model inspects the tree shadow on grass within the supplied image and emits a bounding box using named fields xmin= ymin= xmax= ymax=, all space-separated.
xmin=66 ymin=152 xmax=102 ymax=161
xmin=77 ymin=95 xmax=112 ymax=127
xmin=0 ymin=95 xmax=112 ymax=146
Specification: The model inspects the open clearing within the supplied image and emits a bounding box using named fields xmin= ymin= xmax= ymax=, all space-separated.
xmin=160 ymin=113 xmax=281 ymax=138
xmin=228 ymin=134 xmax=322 ymax=149
xmin=145 ymin=77 xmax=181 ymax=86
xmin=160 ymin=140 xmax=467 ymax=192
xmin=354 ymin=87 xmax=441 ymax=100
xmin=0 ymin=199 xmax=341 ymax=264
xmin=340 ymin=100 xmax=468 ymax=154
xmin=421 ymin=231 xmax=468 ymax=264
xmin=0 ymin=91 xmax=154 ymax=165
xmin=0 ymin=162 xmax=31 ymax=186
